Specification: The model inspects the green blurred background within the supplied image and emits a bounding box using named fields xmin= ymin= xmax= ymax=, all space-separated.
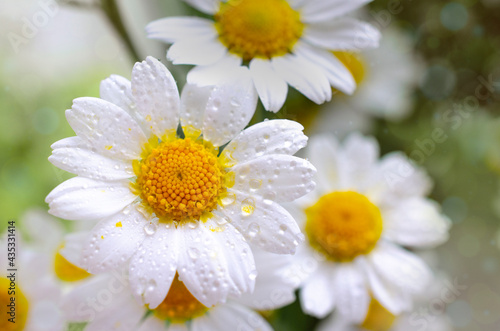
xmin=1 ymin=0 xmax=500 ymax=330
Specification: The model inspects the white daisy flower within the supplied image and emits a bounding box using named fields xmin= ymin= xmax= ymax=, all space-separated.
xmin=0 ymin=209 xmax=93 ymax=331
xmin=285 ymin=133 xmax=451 ymax=322
xmin=1 ymin=228 xmax=66 ymax=331
xmin=62 ymin=248 xmax=297 ymax=331
xmin=46 ymin=56 xmax=316 ymax=309
xmin=146 ymin=0 xmax=381 ymax=112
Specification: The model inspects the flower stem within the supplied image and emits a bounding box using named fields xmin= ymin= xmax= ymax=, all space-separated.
xmin=101 ymin=0 xmax=141 ymax=63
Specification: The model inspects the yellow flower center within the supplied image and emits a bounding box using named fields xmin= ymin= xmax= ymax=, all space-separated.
xmin=134 ymin=137 xmax=226 ymax=223
xmin=360 ymin=298 xmax=396 ymax=331
xmin=334 ymin=51 xmax=366 ymax=86
xmin=0 ymin=277 xmax=29 ymax=331
xmin=54 ymin=244 xmax=91 ymax=282
xmin=152 ymin=273 xmax=209 ymax=323
xmin=215 ymin=0 xmax=304 ymax=61
xmin=305 ymin=191 xmax=383 ymax=262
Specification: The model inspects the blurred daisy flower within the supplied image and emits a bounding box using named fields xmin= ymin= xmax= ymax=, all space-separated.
xmin=46 ymin=57 xmax=316 ymax=309
xmin=285 ymin=134 xmax=451 ymax=322
xmin=310 ymin=27 xmax=424 ymax=137
xmin=62 ymin=248 xmax=297 ymax=331
xmin=0 ymin=211 xmax=71 ymax=331
xmin=146 ymin=0 xmax=381 ymax=112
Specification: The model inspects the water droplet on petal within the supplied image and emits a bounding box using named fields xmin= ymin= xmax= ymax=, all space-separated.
xmin=247 ymin=223 xmax=260 ymax=237
xmin=188 ymin=247 xmax=200 ymax=259
xmin=249 ymin=179 xmax=262 ymax=190
xmin=241 ymin=198 xmax=255 ymax=216
xmin=144 ymin=222 xmax=157 ymax=235
xmin=248 ymin=270 xmax=258 ymax=281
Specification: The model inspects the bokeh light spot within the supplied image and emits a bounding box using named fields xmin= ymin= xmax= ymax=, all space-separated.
xmin=440 ymin=3 xmax=468 ymax=31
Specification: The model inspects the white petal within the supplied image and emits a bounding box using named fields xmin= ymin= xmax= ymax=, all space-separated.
xmin=360 ymin=256 xmax=412 ymax=314
xmin=205 ymin=217 xmax=256 ymax=297
xmin=375 ymin=152 xmax=433 ymax=203
xmin=176 ymin=223 xmax=231 ymax=307
xmin=136 ymin=317 xmax=169 ymax=331
xmin=61 ymin=272 xmax=130 ymax=322
xmin=66 ymin=97 xmax=147 ymax=160
xmin=230 ymin=154 xmax=316 ymax=203
xmin=340 ymin=133 xmax=380 ymax=191
xmin=201 ymin=304 xmax=273 ymax=331
xmin=84 ymin=294 xmax=144 ymax=331
xmin=233 ymin=248 xmax=296 ymax=310
xmin=187 ymin=55 xmax=243 ymax=86
xmin=333 ymin=262 xmax=370 ymax=323
xmin=202 ymin=74 xmax=258 ymax=147
xmin=316 ymin=313 xmax=358 ymax=331
xmin=383 ymin=198 xmax=451 ymax=248
xmin=62 ymin=274 xmax=111 ymax=322
xmin=49 ymin=136 xmax=133 ymax=181
xmin=294 ymin=42 xmax=356 ymax=94
xmin=129 ymin=224 xmax=178 ymax=309
xmin=222 ymin=119 xmax=308 ymax=164
xmin=60 ymin=231 xmax=87 ymax=268
xmin=100 ymin=74 xmax=135 ymax=118
xmin=304 ymin=18 xmax=380 ymax=50
xmin=249 ymin=58 xmax=288 ymax=112
xmin=272 ymin=54 xmax=331 ymax=105
xmin=184 ymin=0 xmax=220 ymax=14
xmin=168 ymin=39 xmax=227 ymax=66
xmin=300 ymin=265 xmax=336 ymax=318
xmin=131 ymin=56 xmax=180 ymax=138
xmin=146 ymin=17 xmax=217 ymax=43
xmin=46 ymin=177 xmax=137 ymax=221
xmin=180 ymin=83 xmax=214 ymax=135
xmin=368 ymin=242 xmax=432 ymax=295
xmin=300 ymin=0 xmax=373 ymax=23
xmin=219 ymin=190 xmax=303 ymax=254
xmin=306 ymin=135 xmax=341 ymax=193
xmin=82 ymin=206 xmax=147 ymax=273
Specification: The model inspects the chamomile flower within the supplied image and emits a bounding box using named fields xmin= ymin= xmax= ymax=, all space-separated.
xmin=285 ymin=133 xmax=451 ymax=322
xmin=62 ymin=248 xmax=297 ymax=331
xmin=46 ymin=57 xmax=316 ymax=310
xmin=146 ymin=0 xmax=381 ymax=112
xmin=1 ymin=230 xmax=65 ymax=331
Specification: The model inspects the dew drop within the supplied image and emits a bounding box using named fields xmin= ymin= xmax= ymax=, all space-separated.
xmin=249 ymin=179 xmax=262 ymax=190
xmin=221 ymin=192 xmax=237 ymax=206
xmin=188 ymin=247 xmax=200 ymax=259
xmin=144 ymin=222 xmax=157 ymax=235
xmin=247 ymin=223 xmax=260 ymax=237
xmin=241 ymin=198 xmax=256 ymax=216
xmin=147 ymin=279 xmax=157 ymax=292
xmin=248 ymin=270 xmax=258 ymax=281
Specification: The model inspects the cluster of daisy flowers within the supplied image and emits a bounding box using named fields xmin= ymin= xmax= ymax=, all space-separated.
xmin=1 ymin=0 xmax=454 ymax=330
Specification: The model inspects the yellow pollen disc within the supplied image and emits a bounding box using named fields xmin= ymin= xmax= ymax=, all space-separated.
xmin=0 ymin=277 xmax=29 ymax=331
xmin=333 ymin=51 xmax=366 ymax=86
xmin=360 ymin=298 xmax=397 ymax=331
xmin=305 ymin=191 xmax=383 ymax=262
xmin=215 ymin=0 xmax=304 ymax=61
xmin=135 ymin=138 xmax=225 ymax=222
xmin=54 ymin=245 xmax=91 ymax=282
xmin=152 ymin=273 xmax=209 ymax=322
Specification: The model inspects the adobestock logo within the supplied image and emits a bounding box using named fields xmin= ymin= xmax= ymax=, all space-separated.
xmin=7 ymin=0 xmax=60 ymax=54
